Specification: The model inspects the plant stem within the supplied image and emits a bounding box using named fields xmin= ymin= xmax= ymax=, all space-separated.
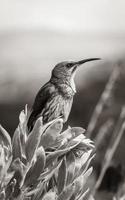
xmin=87 ymin=65 xmax=121 ymax=138
xmin=91 ymin=106 xmax=125 ymax=197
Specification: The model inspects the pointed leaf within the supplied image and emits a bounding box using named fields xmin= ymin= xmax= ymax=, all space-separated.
xmin=58 ymin=184 xmax=75 ymax=200
xmin=46 ymin=140 xmax=80 ymax=168
xmin=74 ymin=150 xmax=93 ymax=178
xmin=12 ymin=127 xmax=22 ymax=161
xmin=70 ymin=127 xmax=85 ymax=137
xmin=73 ymin=168 xmax=92 ymax=199
xmin=0 ymin=155 xmax=12 ymax=183
xmin=55 ymin=127 xmax=85 ymax=146
xmin=25 ymin=117 xmax=43 ymax=162
xmin=31 ymin=181 xmax=45 ymax=200
xmin=0 ymin=145 xmax=5 ymax=168
xmin=77 ymin=188 xmax=90 ymax=200
xmin=76 ymin=167 xmax=93 ymax=199
xmin=73 ymin=135 xmax=94 ymax=151
xmin=79 ymin=154 xmax=95 ymax=178
xmin=81 ymin=167 xmax=93 ymax=186
xmin=19 ymin=106 xmax=28 ymax=139
xmin=39 ymin=119 xmax=63 ymax=149
xmin=0 ymin=125 xmax=12 ymax=152
xmin=73 ymin=175 xmax=85 ymax=197
xmin=39 ymin=160 xmax=62 ymax=181
xmin=58 ymin=137 xmax=82 ymax=152
xmin=76 ymin=141 xmax=94 ymax=151
xmin=42 ymin=191 xmax=56 ymax=200
xmin=7 ymin=159 xmax=25 ymax=199
xmin=18 ymin=125 xmax=27 ymax=162
xmin=66 ymin=152 xmax=76 ymax=185
xmin=23 ymin=146 xmax=46 ymax=187
xmin=11 ymin=158 xmax=25 ymax=185
xmin=19 ymin=110 xmax=26 ymax=125
xmin=19 ymin=105 xmax=28 ymax=126
xmin=57 ymin=157 xmax=67 ymax=194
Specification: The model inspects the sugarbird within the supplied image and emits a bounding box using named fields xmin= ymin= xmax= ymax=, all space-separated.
xmin=27 ymin=58 xmax=100 ymax=131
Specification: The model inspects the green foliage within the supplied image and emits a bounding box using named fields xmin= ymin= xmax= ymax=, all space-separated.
xmin=0 ymin=106 xmax=95 ymax=200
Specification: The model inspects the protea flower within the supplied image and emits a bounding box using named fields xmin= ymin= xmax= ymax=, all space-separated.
xmin=0 ymin=105 xmax=95 ymax=200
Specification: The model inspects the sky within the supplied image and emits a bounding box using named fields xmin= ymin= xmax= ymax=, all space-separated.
xmin=0 ymin=0 xmax=125 ymax=103
xmin=0 ymin=0 xmax=125 ymax=34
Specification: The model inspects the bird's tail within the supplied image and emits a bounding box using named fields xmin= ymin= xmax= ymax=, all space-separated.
xmin=27 ymin=111 xmax=37 ymax=133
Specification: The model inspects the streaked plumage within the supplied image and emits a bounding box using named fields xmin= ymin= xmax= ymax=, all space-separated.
xmin=27 ymin=58 xmax=100 ymax=131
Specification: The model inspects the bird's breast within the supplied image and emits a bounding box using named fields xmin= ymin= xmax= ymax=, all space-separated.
xmin=57 ymin=84 xmax=75 ymax=99
xmin=41 ymin=94 xmax=73 ymax=123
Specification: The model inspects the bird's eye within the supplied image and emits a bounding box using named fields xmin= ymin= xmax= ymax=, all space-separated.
xmin=67 ymin=63 xmax=73 ymax=68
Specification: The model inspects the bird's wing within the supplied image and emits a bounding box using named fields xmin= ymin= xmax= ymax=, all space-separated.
xmin=32 ymin=82 xmax=56 ymax=113
xmin=27 ymin=82 xmax=56 ymax=131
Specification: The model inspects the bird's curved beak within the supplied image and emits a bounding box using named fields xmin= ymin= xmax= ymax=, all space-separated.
xmin=71 ymin=58 xmax=101 ymax=73
xmin=74 ymin=58 xmax=101 ymax=66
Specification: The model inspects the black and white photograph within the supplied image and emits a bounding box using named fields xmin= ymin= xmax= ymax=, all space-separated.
xmin=0 ymin=1 xmax=125 ymax=200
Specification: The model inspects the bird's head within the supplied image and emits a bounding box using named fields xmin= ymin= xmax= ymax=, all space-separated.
xmin=51 ymin=58 xmax=101 ymax=91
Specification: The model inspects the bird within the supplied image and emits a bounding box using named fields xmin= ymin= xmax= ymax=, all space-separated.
xmin=27 ymin=58 xmax=100 ymax=131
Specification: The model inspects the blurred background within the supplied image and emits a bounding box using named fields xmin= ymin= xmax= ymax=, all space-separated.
xmin=1 ymin=0 xmax=125 ymax=134
xmin=1 ymin=0 xmax=125 ymax=199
